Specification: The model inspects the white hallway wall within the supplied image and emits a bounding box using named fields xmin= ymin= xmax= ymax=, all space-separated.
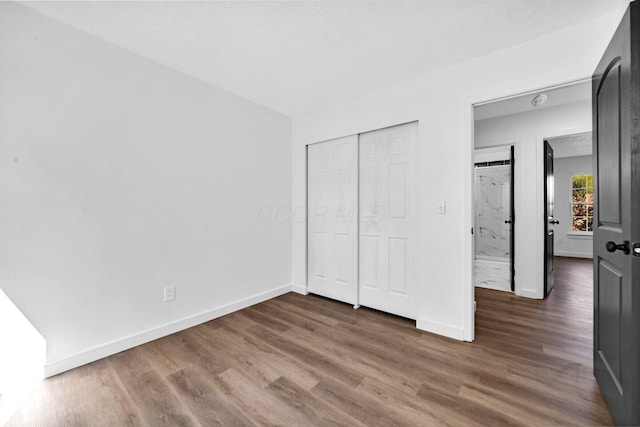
xmin=0 ymin=3 xmax=291 ymax=376
xmin=292 ymin=11 xmax=625 ymax=340
xmin=474 ymin=100 xmax=592 ymax=297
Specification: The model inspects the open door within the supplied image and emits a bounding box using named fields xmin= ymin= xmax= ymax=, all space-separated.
xmin=543 ymin=140 xmax=557 ymax=296
xmin=592 ymin=3 xmax=640 ymax=425
xmin=509 ymin=145 xmax=515 ymax=291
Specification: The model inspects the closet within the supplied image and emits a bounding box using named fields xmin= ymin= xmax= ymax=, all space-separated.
xmin=307 ymin=122 xmax=418 ymax=319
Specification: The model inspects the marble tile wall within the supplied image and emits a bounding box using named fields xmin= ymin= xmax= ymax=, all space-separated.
xmin=475 ymin=165 xmax=511 ymax=259
xmin=474 ymin=259 xmax=511 ymax=292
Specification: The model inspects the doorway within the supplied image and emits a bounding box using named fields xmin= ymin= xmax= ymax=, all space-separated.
xmin=473 ymin=81 xmax=592 ymax=301
xmin=543 ymin=132 xmax=594 ymax=297
xmin=473 ymin=145 xmax=515 ymax=292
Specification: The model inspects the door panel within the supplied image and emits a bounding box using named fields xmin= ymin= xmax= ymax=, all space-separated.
xmin=359 ymin=122 xmax=418 ymax=319
xmin=360 ymin=236 xmax=378 ymax=289
xmin=592 ymin=3 xmax=639 ymax=424
xmin=307 ymin=136 xmax=358 ymax=305
xmin=597 ymin=259 xmax=623 ymax=393
xmin=597 ymin=62 xmax=621 ymax=225
xmin=388 ymin=237 xmax=408 ymax=295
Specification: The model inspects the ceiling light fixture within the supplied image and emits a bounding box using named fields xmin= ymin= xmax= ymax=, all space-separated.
xmin=531 ymin=93 xmax=547 ymax=107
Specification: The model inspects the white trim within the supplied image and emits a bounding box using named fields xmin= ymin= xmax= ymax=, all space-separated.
xmin=462 ymin=99 xmax=475 ymax=342
xmin=291 ymin=282 xmax=309 ymax=295
xmin=555 ymin=251 xmax=593 ymax=259
xmin=44 ymin=284 xmax=291 ymax=378
xmin=417 ymin=317 xmax=464 ymax=341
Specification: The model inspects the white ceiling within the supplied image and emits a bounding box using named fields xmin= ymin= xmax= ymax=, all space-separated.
xmin=474 ymin=80 xmax=592 ymax=121
xmin=548 ymin=132 xmax=592 ymax=159
xmin=21 ymin=1 xmax=628 ymax=117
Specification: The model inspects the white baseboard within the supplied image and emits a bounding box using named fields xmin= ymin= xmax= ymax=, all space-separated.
xmin=555 ymin=251 xmax=593 ymax=259
xmin=291 ymin=282 xmax=308 ymax=295
xmin=44 ymin=284 xmax=291 ymax=378
xmin=416 ymin=317 xmax=464 ymax=341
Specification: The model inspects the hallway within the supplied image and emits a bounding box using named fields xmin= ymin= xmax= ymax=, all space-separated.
xmin=474 ymin=256 xmax=610 ymax=424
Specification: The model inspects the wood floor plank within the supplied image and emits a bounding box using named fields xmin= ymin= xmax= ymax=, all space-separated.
xmin=267 ymin=376 xmax=367 ymax=427
xmin=214 ymin=322 xmax=322 ymax=390
xmin=187 ymin=325 xmax=282 ymax=388
xmin=355 ymin=376 xmax=442 ymax=426
xmin=311 ymin=377 xmax=420 ymax=427
xmin=266 ymin=296 xmax=341 ymax=328
xmin=244 ymin=302 xmax=424 ymax=395
xmin=245 ymin=324 xmax=365 ymax=388
xmin=416 ymin=383 xmax=524 ymax=427
xmin=109 ymin=349 xmax=198 ymax=426
xmin=116 ymin=369 xmax=197 ymax=426
xmin=166 ymin=367 xmax=255 ymax=427
xmin=215 ymin=368 xmax=314 ymax=427
xmin=7 ymin=257 xmax=614 ymax=426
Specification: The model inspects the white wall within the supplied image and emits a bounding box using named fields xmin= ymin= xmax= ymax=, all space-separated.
xmin=474 ymin=101 xmax=592 ymax=297
xmin=554 ymin=155 xmax=593 ymax=258
xmin=291 ymin=10 xmax=625 ymax=341
xmin=0 ymin=3 xmax=292 ymax=376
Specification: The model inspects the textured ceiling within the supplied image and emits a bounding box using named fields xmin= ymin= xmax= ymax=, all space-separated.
xmin=548 ymin=132 xmax=592 ymax=159
xmin=21 ymin=1 xmax=628 ymax=117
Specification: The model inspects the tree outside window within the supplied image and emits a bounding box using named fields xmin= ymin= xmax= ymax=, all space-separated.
xmin=572 ymin=174 xmax=593 ymax=232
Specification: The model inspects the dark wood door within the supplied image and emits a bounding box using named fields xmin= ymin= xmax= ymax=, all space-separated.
xmin=592 ymin=3 xmax=640 ymax=425
xmin=543 ymin=141 xmax=556 ymax=296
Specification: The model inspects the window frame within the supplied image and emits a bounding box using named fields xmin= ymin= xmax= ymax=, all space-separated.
xmin=570 ymin=173 xmax=593 ymax=234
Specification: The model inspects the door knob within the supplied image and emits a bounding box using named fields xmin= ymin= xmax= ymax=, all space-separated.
xmin=606 ymin=240 xmax=630 ymax=255
xmin=550 ymin=220 xmax=559 ymax=224
xmin=505 ymin=220 xmax=512 ymax=224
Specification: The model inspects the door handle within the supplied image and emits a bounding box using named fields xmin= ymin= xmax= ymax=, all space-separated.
xmin=549 ymin=220 xmax=559 ymax=224
xmin=606 ymin=240 xmax=630 ymax=255
xmin=505 ymin=220 xmax=512 ymax=224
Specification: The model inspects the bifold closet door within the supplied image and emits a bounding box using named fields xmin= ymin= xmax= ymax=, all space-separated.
xmin=359 ymin=122 xmax=418 ymax=319
xmin=307 ymin=136 xmax=358 ymax=305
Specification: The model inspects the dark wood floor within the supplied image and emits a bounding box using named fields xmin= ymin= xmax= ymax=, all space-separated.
xmin=7 ymin=257 xmax=612 ymax=426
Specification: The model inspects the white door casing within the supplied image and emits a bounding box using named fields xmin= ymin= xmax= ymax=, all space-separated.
xmin=307 ymin=136 xmax=358 ymax=305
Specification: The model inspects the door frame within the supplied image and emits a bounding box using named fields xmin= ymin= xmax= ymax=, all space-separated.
xmin=463 ymin=76 xmax=592 ymax=341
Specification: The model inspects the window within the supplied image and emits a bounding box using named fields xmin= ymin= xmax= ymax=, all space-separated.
xmin=571 ymin=174 xmax=593 ymax=232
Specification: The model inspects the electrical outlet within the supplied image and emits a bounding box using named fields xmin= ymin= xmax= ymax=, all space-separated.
xmin=164 ymin=285 xmax=175 ymax=302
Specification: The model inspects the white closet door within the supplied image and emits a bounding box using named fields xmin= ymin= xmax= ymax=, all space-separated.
xmin=359 ymin=122 xmax=418 ymax=319
xmin=307 ymin=136 xmax=358 ymax=305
